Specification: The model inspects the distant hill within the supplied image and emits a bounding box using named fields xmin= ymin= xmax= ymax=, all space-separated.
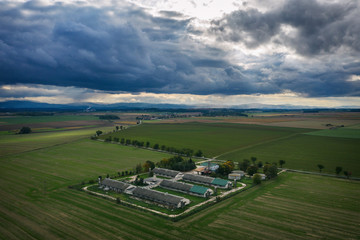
xmin=0 ymin=100 xmax=359 ymax=111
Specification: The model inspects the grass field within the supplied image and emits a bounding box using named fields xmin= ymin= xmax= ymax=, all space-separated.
xmin=0 ymin=127 xmax=114 ymax=157
xmin=101 ymin=122 xmax=359 ymax=176
xmin=221 ymin=134 xmax=360 ymax=176
xmin=1 ymin=116 xmax=360 ymax=239
xmin=305 ymin=127 xmax=360 ymax=139
xmin=101 ymin=122 xmax=309 ymax=157
xmin=0 ymin=115 xmax=98 ymax=125
xmin=1 ymin=145 xmax=359 ymax=240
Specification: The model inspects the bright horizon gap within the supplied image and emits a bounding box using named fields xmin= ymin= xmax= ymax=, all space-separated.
xmin=1 ymin=84 xmax=359 ymax=108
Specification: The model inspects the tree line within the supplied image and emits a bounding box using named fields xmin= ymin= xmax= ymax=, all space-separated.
xmin=95 ymin=133 xmax=203 ymax=158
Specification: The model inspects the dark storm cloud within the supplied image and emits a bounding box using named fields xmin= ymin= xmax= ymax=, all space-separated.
xmin=0 ymin=0 xmax=359 ymax=98
xmin=211 ymin=0 xmax=359 ymax=55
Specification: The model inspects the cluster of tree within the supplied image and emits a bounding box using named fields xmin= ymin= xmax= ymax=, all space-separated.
xmin=16 ymin=112 xmax=54 ymax=116
xmin=115 ymin=126 xmax=124 ymax=131
xmin=217 ymin=161 xmax=235 ymax=176
xmin=133 ymin=176 xmax=146 ymax=186
xmin=18 ymin=126 xmax=32 ymax=134
xmin=263 ymin=163 xmax=278 ymax=179
xmin=202 ymin=109 xmax=248 ymax=117
xmin=98 ymin=115 xmax=120 ymax=120
xmin=156 ymin=156 xmax=196 ymax=172
xmin=143 ymin=160 xmax=155 ymax=172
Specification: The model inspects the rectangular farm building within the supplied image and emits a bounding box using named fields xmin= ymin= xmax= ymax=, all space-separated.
xmin=182 ymin=174 xmax=232 ymax=189
xmin=152 ymin=168 xmax=182 ymax=178
xmin=160 ymin=179 xmax=213 ymax=198
xmin=132 ymin=187 xmax=190 ymax=209
xmin=101 ymin=179 xmax=131 ymax=193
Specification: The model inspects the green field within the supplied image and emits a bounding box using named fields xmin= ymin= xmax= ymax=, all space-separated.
xmin=221 ymin=134 xmax=360 ymax=176
xmin=101 ymin=122 xmax=309 ymax=157
xmin=101 ymin=122 xmax=360 ymax=176
xmin=1 ymin=119 xmax=360 ymax=239
xmin=305 ymin=127 xmax=360 ymax=139
xmin=0 ymin=127 xmax=113 ymax=157
xmin=1 ymin=141 xmax=359 ymax=240
xmin=0 ymin=115 xmax=98 ymax=125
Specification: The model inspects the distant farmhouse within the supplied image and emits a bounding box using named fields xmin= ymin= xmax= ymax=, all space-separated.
xmin=182 ymin=173 xmax=232 ymax=189
xmin=160 ymin=179 xmax=213 ymax=198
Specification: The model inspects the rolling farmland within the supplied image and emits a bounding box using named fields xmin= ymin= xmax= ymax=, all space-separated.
xmin=0 ymin=114 xmax=359 ymax=239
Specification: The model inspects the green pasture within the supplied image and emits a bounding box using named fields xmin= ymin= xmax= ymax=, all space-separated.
xmin=0 ymin=115 xmax=98 ymax=125
xmin=305 ymin=128 xmax=360 ymax=138
xmin=0 ymin=120 xmax=359 ymax=239
xmin=0 ymin=127 xmax=113 ymax=157
xmin=221 ymin=134 xmax=360 ymax=176
xmin=101 ymin=122 xmax=309 ymax=157
xmin=1 ymin=142 xmax=359 ymax=240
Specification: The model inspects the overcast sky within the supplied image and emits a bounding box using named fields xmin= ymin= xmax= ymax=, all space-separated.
xmin=0 ymin=0 xmax=359 ymax=107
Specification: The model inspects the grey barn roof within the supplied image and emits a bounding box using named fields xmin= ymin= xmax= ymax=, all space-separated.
xmin=132 ymin=187 xmax=185 ymax=206
xmin=182 ymin=174 xmax=214 ymax=184
xmin=160 ymin=179 xmax=193 ymax=192
xmin=152 ymin=168 xmax=180 ymax=178
xmin=101 ymin=178 xmax=130 ymax=191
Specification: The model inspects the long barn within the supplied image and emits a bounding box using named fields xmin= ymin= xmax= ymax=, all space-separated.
xmin=100 ymin=178 xmax=132 ymax=193
xmin=132 ymin=187 xmax=190 ymax=209
xmin=152 ymin=168 xmax=182 ymax=178
xmin=182 ymin=174 xmax=232 ymax=189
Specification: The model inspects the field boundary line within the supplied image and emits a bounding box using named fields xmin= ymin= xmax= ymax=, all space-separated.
xmin=283 ymin=168 xmax=360 ymax=181
xmin=214 ymin=133 xmax=301 ymax=159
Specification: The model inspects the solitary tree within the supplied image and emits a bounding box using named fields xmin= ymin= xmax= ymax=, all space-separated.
xmin=335 ymin=166 xmax=342 ymax=175
xmin=257 ymin=161 xmax=263 ymax=168
xmin=253 ymin=173 xmax=262 ymax=185
xmin=246 ymin=165 xmax=258 ymax=176
xmin=279 ymin=160 xmax=286 ymax=168
xmin=251 ymin=156 xmax=257 ymax=165
xmin=96 ymin=130 xmax=102 ymax=136
xmin=344 ymin=171 xmax=352 ymax=179
xmin=116 ymin=126 xmax=119 ymax=131
xmin=195 ymin=150 xmax=203 ymax=157
xmin=239 ymin=159 xmax=250 ymax=171
xmin=19 ymin=126 xmax=32 ymax=134
xmin=317 ymin=164 xmax=324 ymax=173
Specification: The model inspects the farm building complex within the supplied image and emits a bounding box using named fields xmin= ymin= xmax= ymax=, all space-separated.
xmin=101 ymin=178 xmax=190 ymax=209
xmin=98 ymin=167 xmax=233 ymax=210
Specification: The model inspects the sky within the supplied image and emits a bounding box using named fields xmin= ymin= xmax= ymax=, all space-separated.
xmin=0 ymin=0 xmax=359 ymax=108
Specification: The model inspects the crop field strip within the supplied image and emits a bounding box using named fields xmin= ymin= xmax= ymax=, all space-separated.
xmin=102 ymin=122 xmax=310 ymax=157
xmin=221 ymin=133 xmax=360 ymax=176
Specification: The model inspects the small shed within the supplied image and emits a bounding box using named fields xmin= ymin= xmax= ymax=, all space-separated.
xmin=228 ymin=173 xmax=242 ymax=180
